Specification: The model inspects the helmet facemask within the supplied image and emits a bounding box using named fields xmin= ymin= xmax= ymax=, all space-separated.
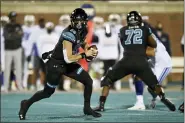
xmin=71 ymin=19 xmax=87 ymax=30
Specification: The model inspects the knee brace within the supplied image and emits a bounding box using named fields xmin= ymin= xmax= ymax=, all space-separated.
xmin=101 ymin=76 xmax=113 ymax=87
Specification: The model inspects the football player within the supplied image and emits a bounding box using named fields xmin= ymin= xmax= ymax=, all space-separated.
xmin=18 ymin=8 xmax=101 ymax=120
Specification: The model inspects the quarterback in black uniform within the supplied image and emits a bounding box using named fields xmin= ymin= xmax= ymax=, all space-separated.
xmin=94 ymin=11 xmax=175 ymax=112
xmin=18 ymin=8 xmax=101 ymax=120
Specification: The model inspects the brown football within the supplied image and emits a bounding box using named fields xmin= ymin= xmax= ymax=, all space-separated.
xmin=86 ymin=45 xmax=98 ymax=62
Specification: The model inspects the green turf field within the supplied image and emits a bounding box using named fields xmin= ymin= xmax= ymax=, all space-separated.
xmin=1 ymin=90 xmax=184 ymax=122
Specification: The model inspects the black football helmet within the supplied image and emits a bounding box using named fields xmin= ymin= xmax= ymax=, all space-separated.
xmin=127 ymin=11 xmax=142 ymax=26
xmin=70 ymin=8 xmax=88 ymax=30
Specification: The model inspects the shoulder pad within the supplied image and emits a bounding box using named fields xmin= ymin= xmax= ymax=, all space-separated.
xmin=70 ymin=29 xmax=77 ymax=34
xmin=62 ymin=31 xmax=76 ymax=43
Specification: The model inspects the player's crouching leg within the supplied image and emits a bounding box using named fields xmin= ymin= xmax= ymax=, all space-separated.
xmin=82 ymin=73 xmax=102 ymax=117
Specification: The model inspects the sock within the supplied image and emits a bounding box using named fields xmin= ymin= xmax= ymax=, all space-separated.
xmin=84 ymin=84 xmax=92 ymax=108
xmin=135 ymin=80 xmax=144 ymax=104
xmin=100 ymin=96 xmax=106 ymax=103
xmin=135 ymin=80 xmax=144 ymax=95
xmin=136 ymin=95 xmax=144 ymax=104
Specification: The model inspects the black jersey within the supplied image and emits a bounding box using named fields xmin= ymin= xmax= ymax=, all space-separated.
xmin=51 ymin=25 xmax=87 ymax=62
xmin=119 ymin=25 xmax=152 ymax=56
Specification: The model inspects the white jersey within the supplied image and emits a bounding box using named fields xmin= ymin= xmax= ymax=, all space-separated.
xmin=28 ymin=25 xmax=46 ymax=56
xmin=54 ymin=25 xmax=65 ymax=36
xmin=36 ymin=32 xmax=59 ymax=58
xmin=1 ymin=27 xmax=5 ymax=71
xmin=155 ymin=39 xmax=172 ymax=67
xmin=151 ymin=38 xmax=172 ymax=84
xmin=95 ymin=28 xmax=119 ymax=60
xmin=22 ymin=25 xmax=35 ymax=57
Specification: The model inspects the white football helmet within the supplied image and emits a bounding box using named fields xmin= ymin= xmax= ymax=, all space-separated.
xmin=108 ymin=14 xmax=121 ymax=26
xmin=24 ymin=15 xmax=35 ymax=26
xmin=1 ymin=16 xmax=9 ymax=27
xmin=59 ymin=14 xmax=70 ymax=27
xmin=93 ymin=16 xmax=104 ymax=29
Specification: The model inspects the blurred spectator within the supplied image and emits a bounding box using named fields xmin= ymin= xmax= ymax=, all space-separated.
xmin=155 ymin=22 xmax=172 ymax=56
xmin=28 ymin=17 xmax=46 ymax=90
xmin=55 ymin=14 xmax=70 ymax=36
xmin=121 ymin=14 xmax=127 ymax=27
xmin=181 ymin=34 xmax=184 ymax=89
xmin=95 ymin=21 xmax=121 ymax=90
xmin=0 ymin=16 xmax=9 ymax=90
xmin=36 ymin=22 xmax=59 ymax=90
xmin=3 ymin=11 xmax=23 ymax=92
xmin=22 ymin=15 xmax=35 ymax=89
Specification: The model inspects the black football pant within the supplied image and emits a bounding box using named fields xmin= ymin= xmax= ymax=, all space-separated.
xmin=102 ymin=56 xmax=158 ymax=88
xmin=26 ymin=58 xmax=93 ymax=107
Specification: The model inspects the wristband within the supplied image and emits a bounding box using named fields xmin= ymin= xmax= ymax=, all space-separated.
xmin=80 ymin=53 xmax=86 ymax=59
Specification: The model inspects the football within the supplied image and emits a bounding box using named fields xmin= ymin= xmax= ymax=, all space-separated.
xmin=86 ymin=45 xmax=98 ymax=62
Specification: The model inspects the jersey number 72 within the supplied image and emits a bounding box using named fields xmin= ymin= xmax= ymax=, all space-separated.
xmin=125 ymin=29 xmax=143 ymax=45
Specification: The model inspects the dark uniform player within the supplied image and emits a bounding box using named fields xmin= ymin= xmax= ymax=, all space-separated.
xmin=18 ymin=8 xmax=101 ymax=120
xmin=94 ymin=11 xmax=175 ymax=112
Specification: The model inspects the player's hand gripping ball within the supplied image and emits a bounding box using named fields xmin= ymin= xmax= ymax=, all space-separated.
xmin=86 ymin=45 xmax=98 ymax=62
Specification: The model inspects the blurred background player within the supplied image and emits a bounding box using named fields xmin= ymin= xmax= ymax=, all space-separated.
xmin=3 ymin=11 xmax=23 ymax=92
xmin=28 ymin=17 xmax=46 ymax=90
xmin=95 ymin=21 xmax=122 ymax=90
xmin=36 ymin=22 xmax=59 ymax=90
xmin=90 ymin=16 xmax=104 ymax=90
xmin=22 ymin=15 xmax=35 ymax=90
xmin=55 ymin=14 xmax=70 ymax=36
xmin=0 ymin=16 xmax=9 ymax=91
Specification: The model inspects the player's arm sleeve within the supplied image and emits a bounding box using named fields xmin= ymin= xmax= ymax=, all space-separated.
xmin=147 ymin=27 xmax=157 ymax=48
xmin=63 ymin=40 xmax=83 ymax=63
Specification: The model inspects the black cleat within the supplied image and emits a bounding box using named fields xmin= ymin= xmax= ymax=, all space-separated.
xmin=178 ymin=102 xmax=184 ymax=113
xmin=161 ymin=98 xmax=176 ymax=111
xmin=18 ymin=100 xmax=29 ymax=120
xmin=93 ymin=102 xmax=105 ymax=112
xmin=84 ymin=107 xmax=102 ymax=118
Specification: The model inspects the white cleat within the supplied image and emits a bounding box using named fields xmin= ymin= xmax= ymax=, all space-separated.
xmin=128 ymin=103 xmax=146 ymax=110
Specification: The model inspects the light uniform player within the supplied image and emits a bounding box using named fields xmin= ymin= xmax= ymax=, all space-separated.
xmin=55 ymin=14 xmax=70 ymax=36
xmin=128 ymin=34 xmax=172 ymax=110
xmin=28 ymin=18 xmax=46 ymax=90
xmin=95 ymin=22 xmax=122 ymax=90
xmin=0 ymin=16 xmax=9 ymax=91
xmin=36 ymin=22 xmax=59 ymax=89
xmin=22 ymin=15 xmax=35 ymax=89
